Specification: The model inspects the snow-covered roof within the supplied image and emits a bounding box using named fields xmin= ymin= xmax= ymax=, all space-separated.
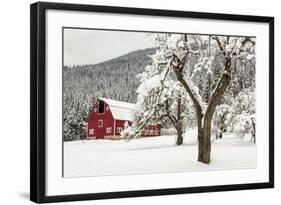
xmin=99 ymin=97 xmax=136 ymax=121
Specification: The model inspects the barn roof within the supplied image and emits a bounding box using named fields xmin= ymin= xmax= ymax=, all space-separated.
xmin=99 ymin=97 xmax=136 ymax=121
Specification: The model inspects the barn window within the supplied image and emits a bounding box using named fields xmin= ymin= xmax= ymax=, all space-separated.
xmin=98 ymin=120 xmax=103 ymax=127
xmin=144 ymin=130 xmax=149 ymax=135
xmin=117 ymin=127 xmax=123 ymax=133
xmin=153 ymin=130 xmax=159 ymax=135
xmin=89 ymin=129 xmax=94 ymax=135
xmin=106 ymin=127 xmax=112 ymax=134
xmin=98 ymin=101 xmax=105 ymax=114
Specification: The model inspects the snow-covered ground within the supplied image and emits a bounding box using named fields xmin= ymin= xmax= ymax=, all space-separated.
xmin=63 ymin=130 xmax=256 ymax=178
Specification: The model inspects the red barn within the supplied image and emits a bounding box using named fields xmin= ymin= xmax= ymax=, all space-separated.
xmin=87 ymin=98 xmax=161 ymax=140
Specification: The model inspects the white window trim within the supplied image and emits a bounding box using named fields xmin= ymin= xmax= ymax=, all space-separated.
xmin=106 ymin=127 xmax=112 ymax=134
xmin=117 ymin=127 xmax=123 ymax=133
xmin=89 ymin=128 xmax=94 ymax=135
xmin=98 ymin=120 xmax=103 ymax=127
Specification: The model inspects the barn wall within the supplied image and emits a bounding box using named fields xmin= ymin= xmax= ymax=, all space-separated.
xmin=115 ymin=120 xmax=127 ymax=135
xmin=141 ymin=124 xmax=161 ymax=137
xmin=87 ymin=101 xmax=114 ymax=139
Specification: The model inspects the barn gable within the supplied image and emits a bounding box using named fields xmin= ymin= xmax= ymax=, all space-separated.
xmin=99 ymin=98 xmax=136 ymax=121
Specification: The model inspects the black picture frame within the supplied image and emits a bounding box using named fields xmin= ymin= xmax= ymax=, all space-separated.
xmin=30 ymin=1 xmax=274 ymax=203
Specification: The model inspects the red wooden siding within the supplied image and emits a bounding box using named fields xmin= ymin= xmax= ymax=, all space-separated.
xmin=87 ymin=101 xmax=114 ymax=139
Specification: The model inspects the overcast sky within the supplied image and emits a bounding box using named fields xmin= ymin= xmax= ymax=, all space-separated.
xmin=64 ymin=28 xmax=155 ymax=66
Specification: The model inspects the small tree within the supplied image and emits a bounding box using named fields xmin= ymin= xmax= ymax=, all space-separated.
xmin=229 ymin=85 xmax=256 ymax=142
xmin=158 ymin=83 xmax=193 ymax=145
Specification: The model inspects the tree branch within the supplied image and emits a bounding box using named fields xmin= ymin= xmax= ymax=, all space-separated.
xmin=241 ymin=37 xmax=255 ymax=46
xmin=214 ymin=36 xmax=226 ymax=56
xmin=204 ymin=57 xmax=232 ymax=128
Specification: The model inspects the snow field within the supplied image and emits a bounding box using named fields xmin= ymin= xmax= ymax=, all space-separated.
xmin=64 ymin=130 xmax=256 ymax=177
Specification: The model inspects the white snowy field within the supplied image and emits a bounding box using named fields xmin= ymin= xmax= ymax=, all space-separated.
xmin=63 ymin=130 xmax=256 ymax=178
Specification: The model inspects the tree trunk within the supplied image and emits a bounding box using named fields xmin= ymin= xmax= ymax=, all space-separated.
xmin=219 ymin=131 xmax=223 ymax=139
xmin=176 ymin=128 xmax=183 ymax=145
xmin=218 ymin=126 xmax=224 ymax=139
xmin=251 ymin=117 xmax=256 ymax=143
xmin=197 ymin=127 xmax=204 ymax=162
xmin=172 ymin=37 xmax=232 ymax=164
xmin=198 ymin=119 xmax=212 ymax=163
xmin=198 ymin=137 xmax=211 ymax=163
xmin=176 ymin=97 xmax=183 ymax=146
xmin=197 ymin=57 xmax=232 ymax=164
